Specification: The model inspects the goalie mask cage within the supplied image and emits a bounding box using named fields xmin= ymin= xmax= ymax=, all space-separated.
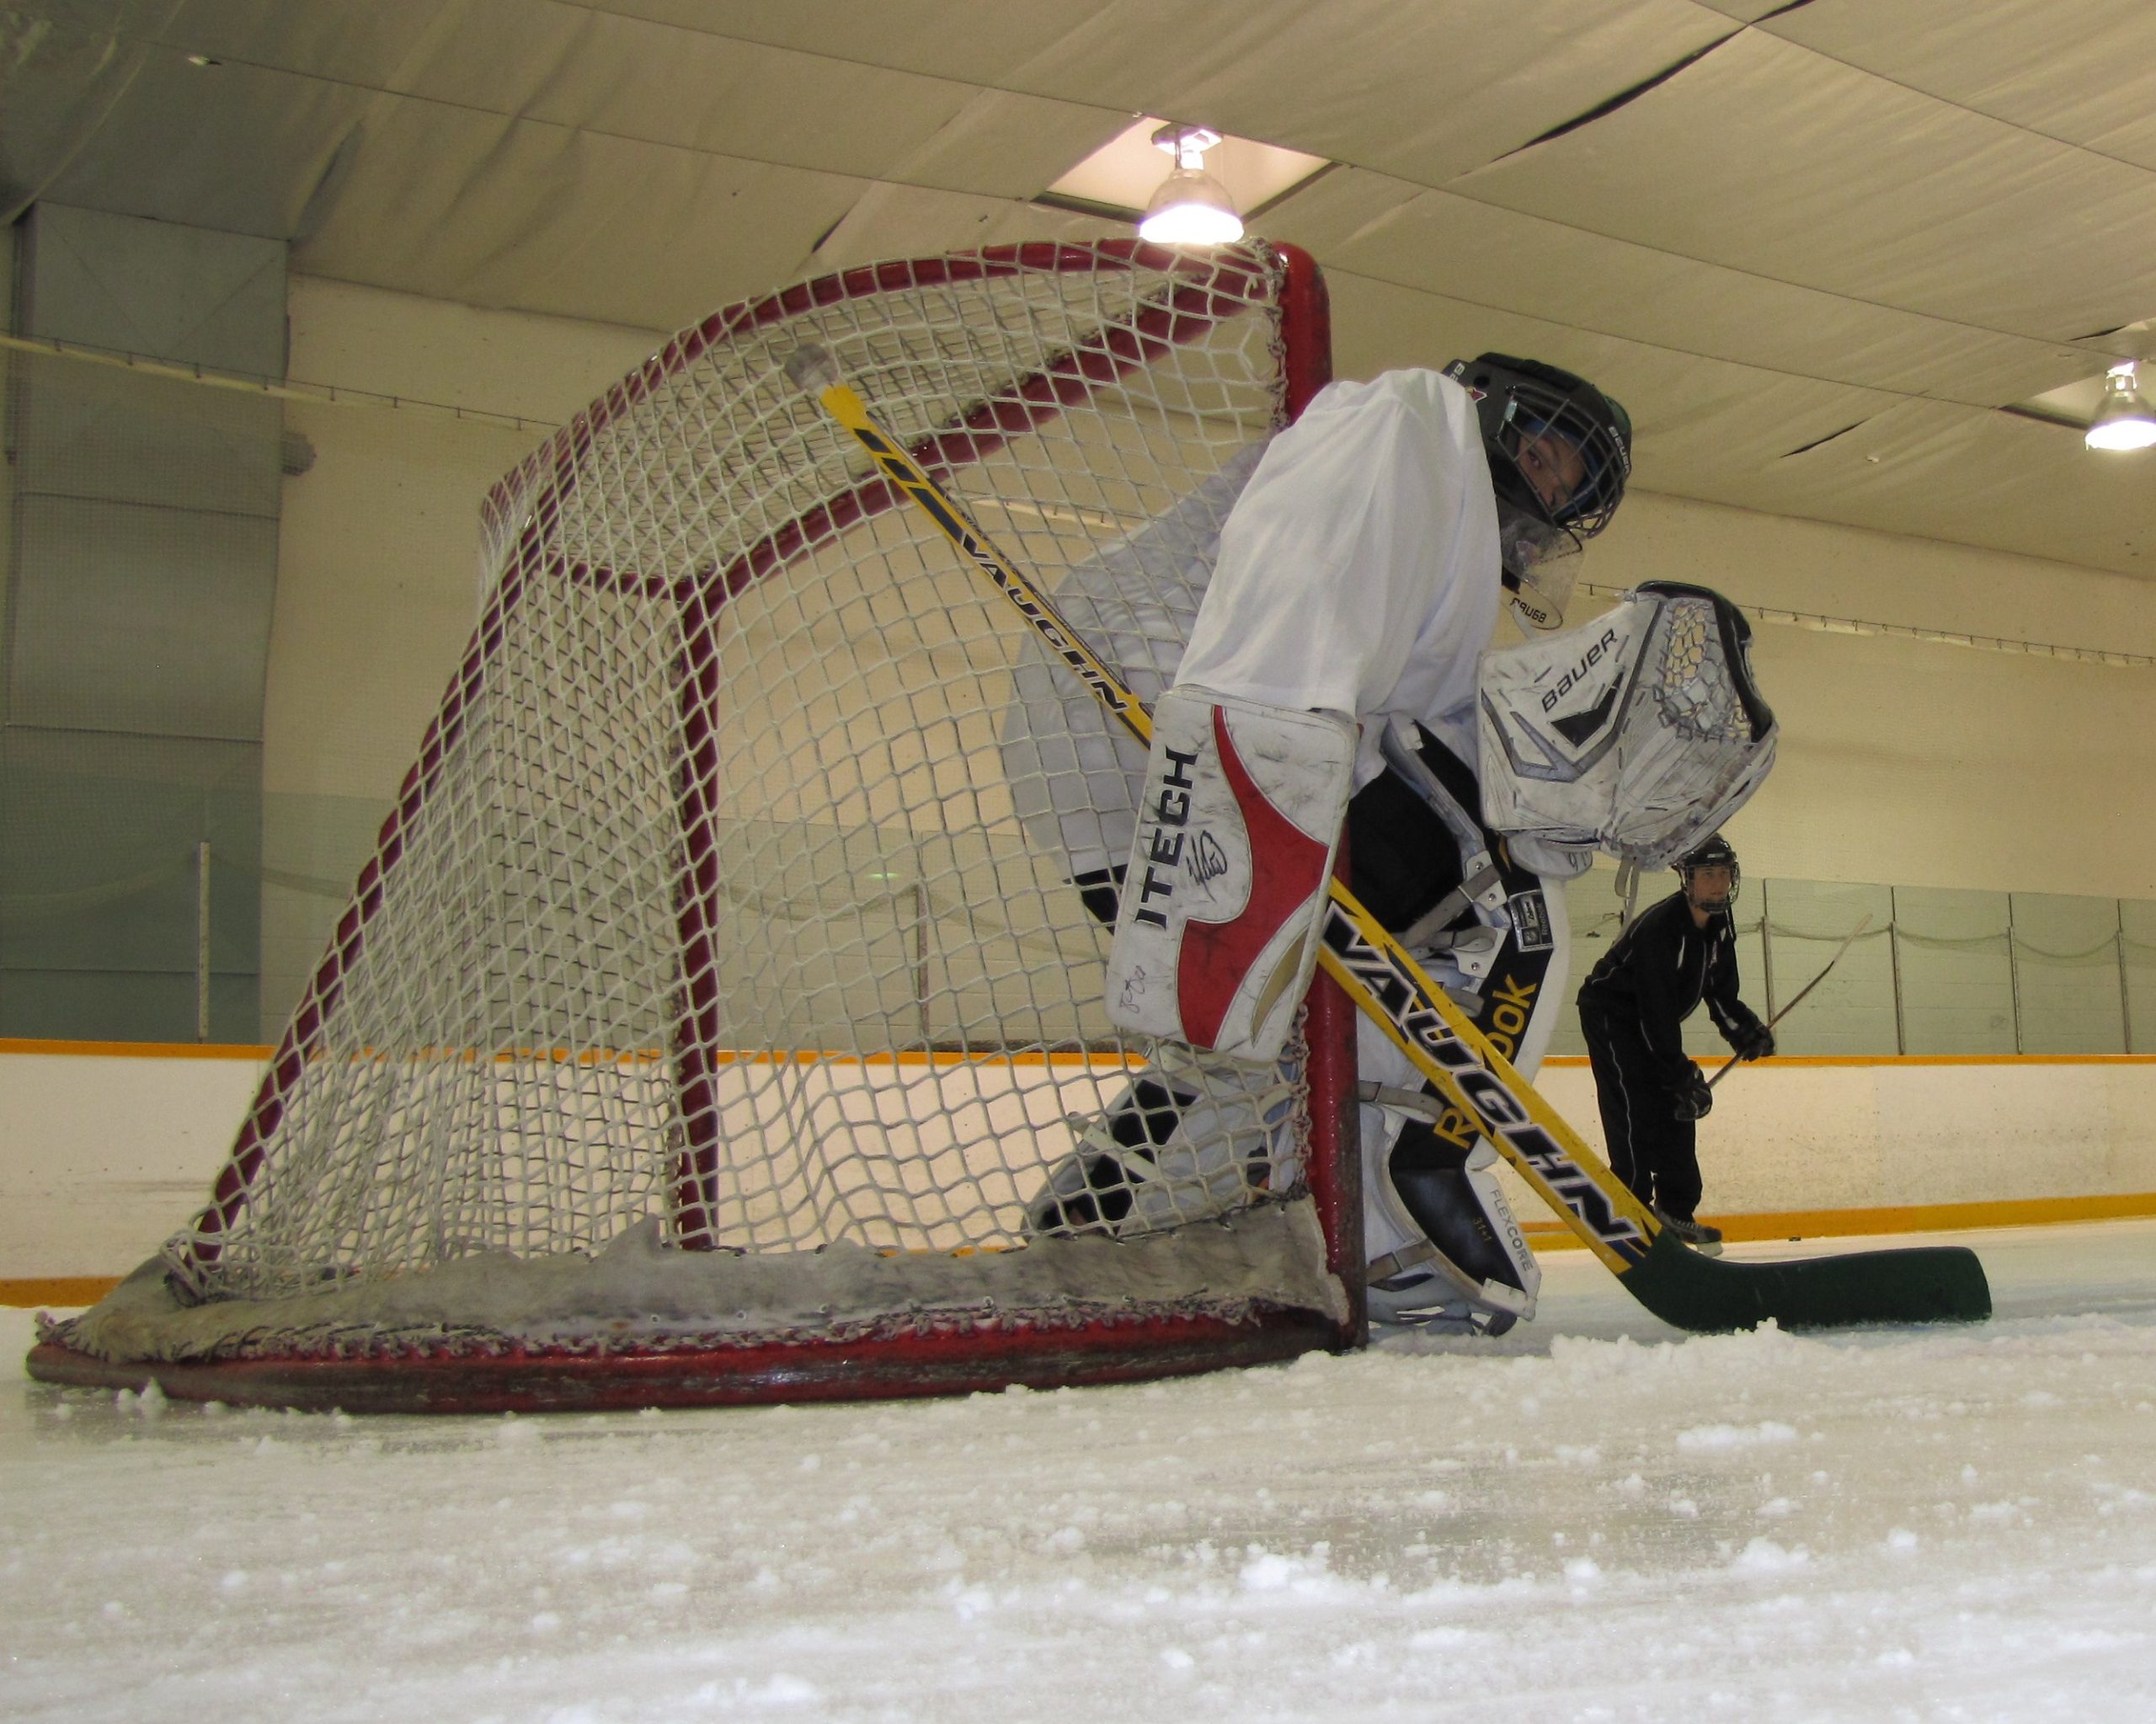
xmin=32 ymin=239 xmax=1360 ymax=1412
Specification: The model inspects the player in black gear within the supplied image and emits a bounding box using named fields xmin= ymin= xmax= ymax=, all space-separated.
xmin=1575 ymin=835 xmax=1772 ymax=1254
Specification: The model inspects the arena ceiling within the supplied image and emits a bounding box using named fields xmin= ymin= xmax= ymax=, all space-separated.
xmin=8 ymin=0 xmax=2156 ymax=579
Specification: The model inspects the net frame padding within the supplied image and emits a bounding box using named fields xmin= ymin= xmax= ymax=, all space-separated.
xmin=35 ymin=241 xmax=1355 ymax=1405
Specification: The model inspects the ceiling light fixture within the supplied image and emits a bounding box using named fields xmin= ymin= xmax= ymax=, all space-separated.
xmin=2084 ymin=361 xmax=2156 ymax=451
xmin=1138 ymin=125 xmax=1244 ymax=245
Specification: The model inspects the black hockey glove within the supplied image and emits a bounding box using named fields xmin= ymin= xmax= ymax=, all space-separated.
xmin=1673 ymin=1072 xmax=1714 ymax=1122
xmin=1737 ymin=1022 xmax=1775 ymax=1062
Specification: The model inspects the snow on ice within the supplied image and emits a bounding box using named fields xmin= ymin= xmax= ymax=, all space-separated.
xmin=4 ymin=1220 xmax=2153 ymax=1722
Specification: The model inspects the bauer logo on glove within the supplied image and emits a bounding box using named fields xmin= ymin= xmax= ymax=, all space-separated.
xmin=1106 ymin=686 xmax=1355 ymax=1063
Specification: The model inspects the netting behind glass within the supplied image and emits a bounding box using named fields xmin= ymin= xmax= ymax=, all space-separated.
xmin=169 ymin=242 xmax=1312 ymax=1302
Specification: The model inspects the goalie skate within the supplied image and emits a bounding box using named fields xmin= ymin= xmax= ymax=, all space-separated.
xmin=1364 ymin=1140 xmax=1538 ymax=1336
xmin=1365 ymin=1263 xmax=1526 ymax=1337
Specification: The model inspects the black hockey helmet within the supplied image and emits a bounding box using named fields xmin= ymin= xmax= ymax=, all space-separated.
xmin=1675 ymin=833 xmax=1741 ymax=903
xmin=1444 ymin=353 xmax=1634 ymax=540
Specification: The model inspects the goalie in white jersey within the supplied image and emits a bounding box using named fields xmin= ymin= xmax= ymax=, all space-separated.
xmin=1004 ymin=353 xmax=1684 ymax=1334
xmin=1001 ymin=353 xmax=1650 ymax=1332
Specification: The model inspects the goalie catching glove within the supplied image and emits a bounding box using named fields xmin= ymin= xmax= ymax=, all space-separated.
xmin=1105 ymin=686 xmax=1355 ymax=1064
xmin=1477 ymin=582 xmax=1777 ymax=872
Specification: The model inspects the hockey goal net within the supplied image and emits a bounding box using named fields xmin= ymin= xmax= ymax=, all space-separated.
xmin=32 ymin=240 xmax=1357 ymax=1411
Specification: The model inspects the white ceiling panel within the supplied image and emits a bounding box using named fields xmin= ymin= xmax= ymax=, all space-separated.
xmin=1315 ymin=267 xmax=2156 ymax=580
xmin=1301 ymin=187 xmax=2094 ymax=407
xmin=9 ymin=0 xmax=2156 ymax=579
xmin=399 ymin=8 xmax=978 ymax=182
xmin=1452 ymin=27 xmax=2156 ymax=342
xmin=38 ymin=54 xmax=368 ymax=239
xmin=560 ymin=0 xmax=1109 ymax=89
xmin=798 ymin=180 xmax=1134 ymax=278
xmin=1692 ymin=1 xmax=1800 ymax=20
xmin=1316 ymin=269 xmax=1904 ymax=473
xmin=284 ymin=100 xmax=863 ymax=329
xmin=152 ymin=0 xmax=469 ymax=87
xmin=153 ymin=0 xmax=1002 ymax=184
xmin=1701 ymin=397 xmax=2156 ymax=576
xmin=1758 ymin=0 xmax=2156 ymax=172
xmin=839 ymin=89 xmax=1133 ymax=204
xmin=1001 ymin=0 xmax=1736 ymax=187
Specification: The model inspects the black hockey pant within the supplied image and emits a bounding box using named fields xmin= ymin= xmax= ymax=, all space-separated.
xmin=1577 ymin=1000 xmax=1703 ymax=1223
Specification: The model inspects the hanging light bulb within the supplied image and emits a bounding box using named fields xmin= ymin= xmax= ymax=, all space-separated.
xmin=2084 ymin=361 xmax=2156 ymax=451
xmin=1138 ymin=125 xmax=1244 ymax=245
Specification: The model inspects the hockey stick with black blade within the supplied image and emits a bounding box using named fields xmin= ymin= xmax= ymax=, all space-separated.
xmin=1708 ymin=914 xmax=1872 ymax=1090
xmin=787 ymin=343 xmax=1988 ymax=1332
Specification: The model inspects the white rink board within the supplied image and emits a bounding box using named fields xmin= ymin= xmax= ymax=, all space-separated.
xmin=5 ymin=1048 xmax=2155 ymax=1278
xmin=1 ymin=1052 xmax=268 ymax=1283
xmin=0 ymin=1048 xmax=1142 ymax=1279
xmin=1515 ymin=1057 xmax=2156 ymax=1222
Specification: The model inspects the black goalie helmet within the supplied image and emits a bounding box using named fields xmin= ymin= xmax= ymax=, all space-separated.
xmin=1444 ymin=353 xmax=1635 ymax=631
xmin=1675 ymin=834 xmax=1741 ymax=902
xmin=1449 ymin=352 xmax=1634 ymax=536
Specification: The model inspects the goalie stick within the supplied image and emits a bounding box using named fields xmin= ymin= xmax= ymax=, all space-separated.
xmin=787 ymin=341 xmax=1989 ymax=1332
xmin=1708 ymin=914 xmax=1871 ymax=1090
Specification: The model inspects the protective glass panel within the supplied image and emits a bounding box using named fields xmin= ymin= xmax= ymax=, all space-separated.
xmin=0 ymin=729 xmax=262 ymax=1043
xmin=1893 ymin=886 xmax=2015 ymax=1055
xmin=2123 ymin=899 xmax=2156 ymax=1055
xmin=1758 ymin=878 xmax=1897 ymax=1054
xmin=2010 ymin=892 xmax=2126 ymax=1056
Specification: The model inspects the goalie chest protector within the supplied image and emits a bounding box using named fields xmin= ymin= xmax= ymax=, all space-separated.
xmin=1106 ymin=687 xmax=1355 ymax=1062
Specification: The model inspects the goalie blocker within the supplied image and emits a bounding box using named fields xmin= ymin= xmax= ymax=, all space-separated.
xmin=1105 ymin=686 xmax=1355 ymax=1064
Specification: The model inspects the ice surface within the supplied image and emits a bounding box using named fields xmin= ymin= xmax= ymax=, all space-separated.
xmin=7 ymin=1220 xmax=2154 ymax=1722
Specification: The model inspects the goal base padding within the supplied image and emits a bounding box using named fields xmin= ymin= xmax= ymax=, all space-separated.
xmin=26 ymin=1196 xmax=1351 ymax=1413
xmin=24 ymin=1307 xmax=1345 ymax=1415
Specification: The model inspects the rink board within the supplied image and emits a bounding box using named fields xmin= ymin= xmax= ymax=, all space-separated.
xmin=5 ymin=1041 xmax=2156 ymax=1288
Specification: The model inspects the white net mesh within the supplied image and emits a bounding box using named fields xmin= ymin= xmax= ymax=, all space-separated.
xmin=161 ymin=242 xmax=1333 ymax=1324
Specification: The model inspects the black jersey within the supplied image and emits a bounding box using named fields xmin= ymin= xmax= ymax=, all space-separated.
xmin=1577 ymin=889 xmax=1763 ymax=1088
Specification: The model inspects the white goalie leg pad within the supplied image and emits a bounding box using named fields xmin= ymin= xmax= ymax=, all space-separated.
xmin=1106 ymin=686 xmax=1354 ymax=1063
xmin=1023 ymin=1043 xmax=1301 ymax=1240
xmin=1352 ymin=859 xmax=1572 ymax=1335
xmin=1357 ymin=1054 xmax=1540 ymax=1335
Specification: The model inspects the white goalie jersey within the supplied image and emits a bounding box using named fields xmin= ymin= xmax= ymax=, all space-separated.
xmin=1001 ymin=367 xmax=1504 ymax=878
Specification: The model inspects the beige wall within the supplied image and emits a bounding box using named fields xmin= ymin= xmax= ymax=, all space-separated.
xmin=259 ymin=279 xmax=664 ymax=1022
xmin=266 ymin=275 xmax=664 ymax=807
xmin=264 ymin=275 xmax=2154 ymax=918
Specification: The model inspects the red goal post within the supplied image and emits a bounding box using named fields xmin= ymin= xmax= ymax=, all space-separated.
xmin=30 ymin=240 xmax=1362 ymax=1412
